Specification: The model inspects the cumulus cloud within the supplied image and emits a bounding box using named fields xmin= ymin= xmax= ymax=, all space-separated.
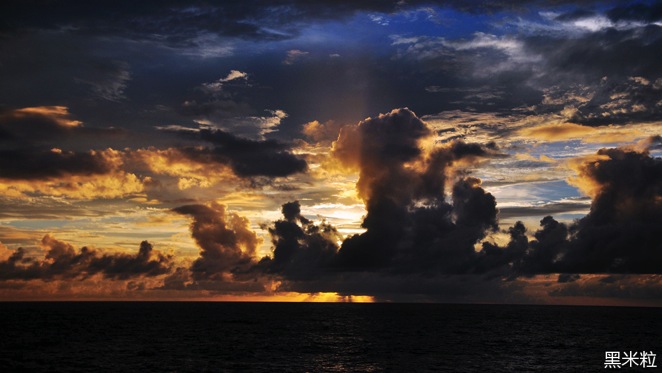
xmin=257 ymin=201 xmax=341 ymax=280
xmin=0 ymin=235 xmax=172 ymax=281
xmin=172 ymin=203 xmax=260 ymax=280
xmin=253 ymin=111 xmax=661 ymax=298
xmin=256 ymin=109 xmax=505 ymax=291
xmin=563 ymin=146 xmax=662 ymax=273
xmin=302 ymin=119 xmax=346 ymax=144
xmin=503 ymin=143 xmax=662 ymax=276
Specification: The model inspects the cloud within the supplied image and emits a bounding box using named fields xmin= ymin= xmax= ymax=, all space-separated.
xmin=0 ymin=235 xmax=172 ymax=281
xmin=2 ymin=0 xmax=618 ymax=44
xmin=75 ymin=60 xmax=131 ymax=101
xmin=0 ymin=242 xmax=12 ymax=262
xmin=302 ymin=119 xmax=346 ymax=143
xmin=86 ymin=240 xmax=173 ymax=280
xmin=172 ymin=203 xmax=260 ymax=280
xmin=0 ymin=147 xmax=145 ymax=200
xmin=0 ymin=106 xmax=125 ymax=153
xmin=129 ymin=147 xmax=238 ymax=190
xmin=517 ymin=122 xmax=596 ymax=141
xmin=0 ymin=148 xmax=117 ymax=180
xmin=201 ymin=70 xmax=249 ymax=93
xmin=0 ymin=119 xmax=152 ymax=200
xmin=563 ymin=146 xmax=662 ymax=272
xmin=258 ymin=109 xmax=505 ymax=289
xmin=182 ymin=73 xmax=285 ymax=140
xmin=195 ymin=110 xmax=288 ymax=139
xmin=258 ymin=112 xmax=661 ymax=298
xmin=507 ymin=144 xmax=662 ymax=275
xmin=5 ymin=106 xmax=82 ymax=127
xmin=606 ymin=2 xmax=662 ymax=24
xmin=563 ymin=76 xmax=662 ymax=126
xmin=257 ymin=201 xmax=341 ymax=280
xmin=283 ymin=49 xmax=309 ymax=65
xmin=171 ymin=128 xmax=308 ymax=178
xmin=0 ymin=106 xmax=81 ymax=147
xmin=0 ymin=171 xmax=145 ymax=200
xmin=389 ymin=5 xmax=661 ymax=125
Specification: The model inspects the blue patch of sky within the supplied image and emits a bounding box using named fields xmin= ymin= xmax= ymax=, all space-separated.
xmin=523 ymin=140 xmax=604 ymax=160
xmin=488 ymin=179 xmax=584 ymax=206
xmin=236 ymin=1 xmax=651 ymax=63
xmin=268 ymin=6 xmax=512 ymax=56
xmin=382 ymin=7 xmax=494 ymax=39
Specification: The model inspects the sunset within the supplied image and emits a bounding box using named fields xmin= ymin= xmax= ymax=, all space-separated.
xmin=0 ymin=0 xmax=661 ymax=370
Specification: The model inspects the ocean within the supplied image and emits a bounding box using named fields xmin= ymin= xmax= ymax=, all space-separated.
xmin=0 ymin=302 xmax=660 ymax=372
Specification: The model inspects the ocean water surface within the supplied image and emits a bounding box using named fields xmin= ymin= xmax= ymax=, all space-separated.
xmin=0 ymin=302 xmax=660 ymax=372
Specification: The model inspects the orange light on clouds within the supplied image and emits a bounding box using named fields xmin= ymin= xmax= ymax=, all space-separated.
xmin=14 ymin=106 xmax=82 ymax=127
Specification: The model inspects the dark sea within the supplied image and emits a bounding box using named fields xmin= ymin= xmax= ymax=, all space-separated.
xmin=0 ymin=302 xmax=660 ymax=372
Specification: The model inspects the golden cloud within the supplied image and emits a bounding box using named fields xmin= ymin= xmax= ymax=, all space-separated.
xmin=302 ymin=119 xmax=346 ymax=144
xmin=565 ymin=153 xmax=612 ymax=198
xmin=0 ymin=148 xmax=144 ymax=199
xmin=518 ymin=122 xmax=596 ymax=141
xmin=130 ymin=148 xmax=238 ymax=190
xmin=10 ymin=106 xmax=82 ymax=127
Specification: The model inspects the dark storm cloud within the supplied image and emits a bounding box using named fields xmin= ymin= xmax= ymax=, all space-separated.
xmin=256 ymin=199 xmax=529 ymax=299
xmin=256 ymin=109 xmax=506 ymax=288
xmin=172 ymin=203 xmax=259 ymax=280
xmin=252 ymin=111 xmax=661 ymax=297
xmin=0 ymin=235 xmax=172 ymax=281
xmin=0 ymin=149 xmax=114 ymax=180
xmin=475 ymin=221 xmax=528 ymax=275
xmin=173 ymin=128 xmax=307 ymax=178
xmin=606 ymin=2 xmax=662 ymax=23
xmin=332 ymin=109 xmax=502 ymax=273
xmin=509 ymin=144 xmax=662 ymax=275
xmin=0 ymin=107 xmax=125 ymax=151
xmin=87 ymin=241 xmax=173 ymax=280
xmin=256 ymin=201 xmax=341 ymax=280
xmin=277 ymin=271 xmax=528 ymax=303
xmin=524 ymin=24 xmax=662 ymax=125
xmin=560 ymin=147 xmax=662 ymax=273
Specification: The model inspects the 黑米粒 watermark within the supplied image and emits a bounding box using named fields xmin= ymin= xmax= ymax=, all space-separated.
xmin=605 ymin=351 xmax=657 ymax=369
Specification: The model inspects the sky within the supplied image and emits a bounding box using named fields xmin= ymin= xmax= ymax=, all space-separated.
xmin=0 ymin=0 xmax=661 ymax=304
